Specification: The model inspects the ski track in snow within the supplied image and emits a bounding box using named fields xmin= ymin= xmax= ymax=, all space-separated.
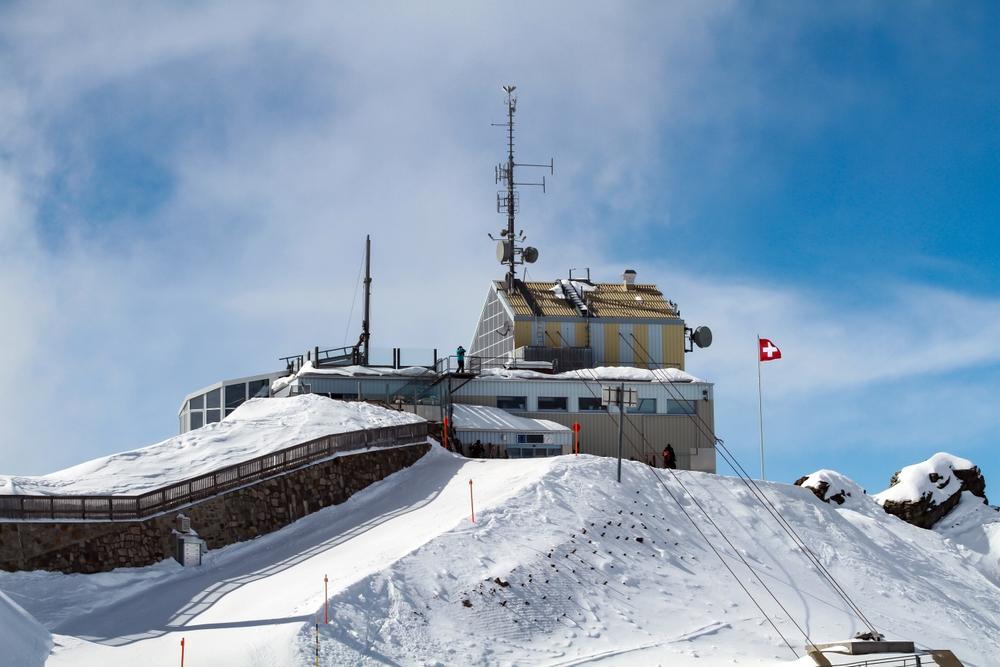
xmin=1 ymin=447 xmax=999 ymax=666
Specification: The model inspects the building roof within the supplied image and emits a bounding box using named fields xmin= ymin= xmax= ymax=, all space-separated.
xmin=495 ymin=280 xmax=680 ymax=320
xmin=450 ymin=404 xmax=569 ymax=433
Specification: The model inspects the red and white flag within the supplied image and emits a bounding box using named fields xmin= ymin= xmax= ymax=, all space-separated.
xmin=759 ymin=338 xmax=781 ymax=362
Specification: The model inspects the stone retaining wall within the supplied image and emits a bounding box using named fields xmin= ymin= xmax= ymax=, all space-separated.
xmin=0 ymin=443 xmax=431 ymax=574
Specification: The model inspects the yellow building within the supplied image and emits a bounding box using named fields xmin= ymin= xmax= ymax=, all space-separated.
xmin=469 ymin=270 xmax=690 ymax=371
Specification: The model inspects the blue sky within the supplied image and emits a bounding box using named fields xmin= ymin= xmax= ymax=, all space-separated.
xmin=1 ymin=2 xmax=998 ymax=498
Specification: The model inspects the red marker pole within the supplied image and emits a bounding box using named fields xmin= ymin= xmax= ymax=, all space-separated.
xmin=180 ymin=637 xmax=185 ymax=667
xmin=324 ymin=574 xmax=329 ymax=624
xmin=442 ymin=417 xmax=449 ymax=451
xmin=572 ymin=422 xmax=581 ymax=455
xmin=469 ymin=479 xmax=475 ymax=523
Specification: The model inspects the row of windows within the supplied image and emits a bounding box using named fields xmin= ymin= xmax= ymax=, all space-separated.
xmin=184 ymin=380 xmax=271 ymax=431
xmin=496 ymin=396 xmax=696 ymax=415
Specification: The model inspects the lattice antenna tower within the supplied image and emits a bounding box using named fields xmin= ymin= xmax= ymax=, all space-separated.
xmin=489 ymin=85 xmax=553 ymax=290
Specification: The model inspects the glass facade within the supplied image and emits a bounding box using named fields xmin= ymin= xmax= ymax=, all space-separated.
xmin=469 ymin=286 xmax=515 ymax=364
xmin=181 ymin=377 xmax=272 ymax=433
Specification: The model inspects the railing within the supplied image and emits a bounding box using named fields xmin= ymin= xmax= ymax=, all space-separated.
xmin=0 ymin=422 xmax=430 ymax=522
xmin=825 ymin=652 xmax=936 ymax=667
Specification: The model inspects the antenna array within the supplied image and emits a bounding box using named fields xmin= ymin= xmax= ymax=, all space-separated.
xmin=489 ymin=85 xmax=553 ymax=290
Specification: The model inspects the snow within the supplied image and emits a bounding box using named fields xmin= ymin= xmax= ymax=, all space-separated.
xmin=271 ymin=362 xmax=435 ymax=393
xmin=450 ymin=403 xmax=570 ymax=432
xmin=0 ymin=591 xmax=52 ymax=667
xmin=873 ymin=452 xmax=977 ymax=505
xmin=796 ymin=469 xmax=868 ymax=509
xmin=0 ymin=395 xmax=423 ymax=496
xmin=550 ymin=279 xmax=597 ymax=299
xmin=2 ymin=449 xmax=998 ymax=666
xmin=480 ymin=365 xmax=703 ymax=383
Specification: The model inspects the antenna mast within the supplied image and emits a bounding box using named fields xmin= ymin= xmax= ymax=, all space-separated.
xmin=361 ymin=234 xmax=371 ymax=365
xmin=490 ymin=85 xmax=552 ymax=290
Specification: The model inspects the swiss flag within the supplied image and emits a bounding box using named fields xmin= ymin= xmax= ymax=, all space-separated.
xmin=759 ymin=338 xmax=782 ymax=362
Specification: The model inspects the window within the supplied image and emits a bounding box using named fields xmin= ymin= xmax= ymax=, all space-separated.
xmin=497 ymin=396 xmax=527 ymax=411
xmin=627 ymin=398 xmax=657 ymax=414
xmin=516 ymin=433 xmax=545 ymax=444
xmin=666 ymin=399 xmax=696 ymax=415
xmin=249 ymin=379 xmax=269 ymax=398
xmin=188 ymin=395 xmax=204 ymax=411
xmin=206 ymin=388 xmax=221 ymax=409
xmin=537 ymin=396 xmax=567 ymax=411
xmin=578 ymin=397 xmax=604 ymax=412
xmin=206 ymin=409 xmax=221 ymax=424
xmin=225 ymin=383 xmax=247 ymax=410
xmin=190 ymin=411 xmax=203 ymax=430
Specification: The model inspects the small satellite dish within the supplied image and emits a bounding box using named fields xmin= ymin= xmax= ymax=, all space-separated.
xmin=496 ymin=240 xmax=513 ymax=263
xmin=522 ymin=246 xmax=539 ymax=263
xmin=692 ymin=326 xmax=713 ymax=349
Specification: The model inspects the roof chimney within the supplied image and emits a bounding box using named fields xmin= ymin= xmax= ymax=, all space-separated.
xmin=623 ymin=269 xmax=637 ymax=288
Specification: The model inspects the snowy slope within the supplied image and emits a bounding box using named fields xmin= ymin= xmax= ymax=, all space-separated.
xmin=0 ymin=591 xmax=52 ymax=667
xmin=2 ymin=449 xmax=998 ymax=666
xmin=0 ymin=395 xmax=423 ymax=496
xmin=302 ymin=456 xmax=1000 ymax=666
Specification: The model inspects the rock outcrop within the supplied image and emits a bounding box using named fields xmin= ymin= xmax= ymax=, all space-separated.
xmin=794 ymin=470 xmax=865 ymax=506
xmin=874 ymin=453 xmax=988 ymax=530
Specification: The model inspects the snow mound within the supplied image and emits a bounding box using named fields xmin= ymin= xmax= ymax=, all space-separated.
xmin=0 ymin=395 xmax=424 ymax=496
xmin=794 ymin=469 xmax=868 ymax=508
xmin=0 ymin=591 xmax=51 ymax=667
xmin=301 ymin=456 xmax=1000 ymax=666
xmin=874 ymin=452 xmax=978 ymax=506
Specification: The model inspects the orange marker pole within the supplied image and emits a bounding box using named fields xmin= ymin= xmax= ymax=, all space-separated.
xmin=469 ymin=479 xmax=475 ymax=523
xmin=180 ymin=637 xmax=185 ymax=667
xmin=442 ymin=417 xmax=449 ymax=451
xmin=324 ymin=574 xmax=329 ymax=624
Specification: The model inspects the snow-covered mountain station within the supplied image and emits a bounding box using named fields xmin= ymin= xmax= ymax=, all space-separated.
xmin=1 ymin=87 xmax=998 ymax=667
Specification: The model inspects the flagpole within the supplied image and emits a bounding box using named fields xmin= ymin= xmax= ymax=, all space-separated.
xmin=757 ymin=335 xmax=766 ymax=481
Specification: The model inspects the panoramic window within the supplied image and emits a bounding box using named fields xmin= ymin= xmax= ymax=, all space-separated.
xmin=206 ymin=409 xmax=221 ymax=424
xmin=188 ymin=395 xmax=204 ymax=411
xmin=666 ymin=399 xmax=696 ymax=415
xmin=627 ymin=398 xmax=657 ymax=414
xmin=537 ymin=396 xmax=567 ymax=411
xmin=225 ymin=383 xmax=247 ymax=410
xmin=497 ymin=396 xmax=527 ymax=411
xmin=248 ymin=379 xmax=269 ymax=398
xmin=190 ymin=411 xmax=203 ymax=430
xmin=578 ymin=396 xmax=604 ymax=411
xmin=206 ymin=388 xmax=221 ymax=410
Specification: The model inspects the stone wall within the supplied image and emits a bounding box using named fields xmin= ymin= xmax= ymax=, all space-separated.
xmin=0 ymin=443 xmax=430 ymax=574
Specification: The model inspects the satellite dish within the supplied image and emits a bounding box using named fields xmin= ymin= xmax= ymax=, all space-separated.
xmin=496 ymin=240 xmax=513 ymax=263
xmin=522 ymin=246 xmax=539 ymax=263
xmin=692 ymin=326 xmax=713 ymax=349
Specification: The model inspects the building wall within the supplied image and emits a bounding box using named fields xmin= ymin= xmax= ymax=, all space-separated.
xmin=0 ymin=444 xmax=431 ymax=574
xmin=451 ymin=378 xmax=715 ymax=473
xmin=507 ymin=317 xmax=687 ymax=369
